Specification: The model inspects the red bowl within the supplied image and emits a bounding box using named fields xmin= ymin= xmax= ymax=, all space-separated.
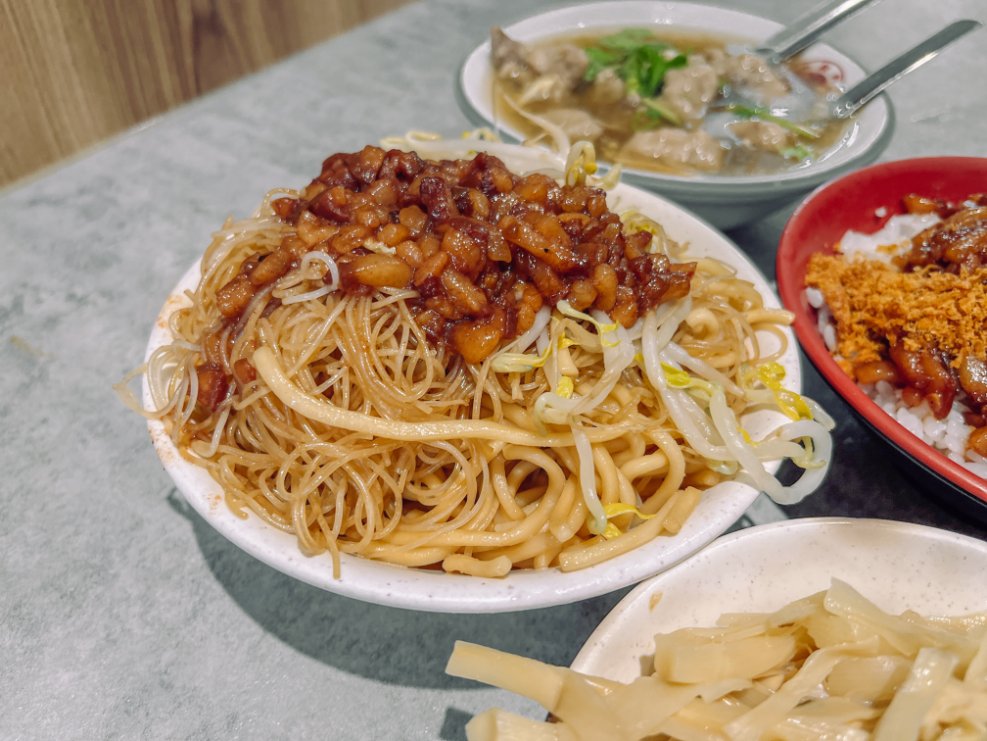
xmin=776 ymin=156 xmax=987 ymax=514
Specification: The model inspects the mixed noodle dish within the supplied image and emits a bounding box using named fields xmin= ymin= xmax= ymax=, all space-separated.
xmin=121 ymin=136 xmax=833 ymax=578
xmin=448 ymin=580 xmax=987 ymax=739
xmin=489 ymin=27 xmax=851 ymax=176
xmin=805 ymin=193 xmax=987 ymax=479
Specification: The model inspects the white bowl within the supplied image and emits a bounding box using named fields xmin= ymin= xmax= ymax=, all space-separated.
xmin=458 ymin=1 xmax=895 ymax=229
xmin=144 ymin=146 xmax=808 ymax=613
xmin=572 ymin=518 xmax=987 ymax=680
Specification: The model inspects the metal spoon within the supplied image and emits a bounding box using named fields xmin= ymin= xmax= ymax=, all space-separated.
xmin=715 ymin=19 xmax=982 ymax=128
xmin=757 ymin=0 xmax=885 ymax=65
xmin=827 ymin=19 xmax=983 ymax=119
xmin=706 ymin=0 xmax=885 ymax=125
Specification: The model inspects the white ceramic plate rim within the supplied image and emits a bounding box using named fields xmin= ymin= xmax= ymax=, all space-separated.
xmin=143 ymin=151 xmax=804 ymax=613
xmin=572 ymin=517 xmax=987 ymax=680
xmin=458 ymin=0 xmax=893 ymax=193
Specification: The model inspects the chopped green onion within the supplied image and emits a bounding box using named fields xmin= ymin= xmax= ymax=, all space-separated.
xmin=723 ymin=103 xmax=821 ymax=140
xmin=581 ymin=29 xmax=687 ymax=98
xmin=782 ymin=143 xmax=814 ymax=161
xmin=640 ymin=97 xmax=682 ymax=126
xmin=597 ymin=28 xmax=659 ymax=52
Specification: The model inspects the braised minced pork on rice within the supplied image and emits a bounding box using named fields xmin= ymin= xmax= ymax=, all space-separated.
xmin=805 ymin=193 xmax=987 ymax=479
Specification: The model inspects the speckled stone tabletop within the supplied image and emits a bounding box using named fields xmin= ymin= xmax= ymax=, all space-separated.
xmin=2 ymin=1 xmax=986 ymax=739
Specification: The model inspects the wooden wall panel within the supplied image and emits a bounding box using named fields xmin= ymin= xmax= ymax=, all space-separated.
xmin=0 ymin=0 xmax=411 ymax=187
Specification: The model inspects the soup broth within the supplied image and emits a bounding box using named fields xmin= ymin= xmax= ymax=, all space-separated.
xmin=490 ymin=27 xmax=853 ymax=177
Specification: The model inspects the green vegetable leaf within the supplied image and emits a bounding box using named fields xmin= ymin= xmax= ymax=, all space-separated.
xmin=584 ymin=47 xmax=620 ymax=82
xmin=580 ymin=28 xmax=687 ymax=97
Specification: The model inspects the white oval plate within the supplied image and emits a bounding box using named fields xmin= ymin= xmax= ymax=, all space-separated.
xmin=144 ymin=146 xmax=804 ymax=613
xmin=572 ymin=517 xmax=987 ymax=679
xmin=458 ymin=1 xmax=893 ymax=195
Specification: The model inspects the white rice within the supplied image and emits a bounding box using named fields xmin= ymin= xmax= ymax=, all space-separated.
xmin=866 ymin=381 xmax=987 ymax=479
xmin=813 ymin=214 xmax=987 ymax=480
xmin=836 ymin=212 xmax=940 ymax=263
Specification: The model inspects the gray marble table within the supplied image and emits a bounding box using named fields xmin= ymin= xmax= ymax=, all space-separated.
xmin=2 ymin=0 xmax=986 ymax=738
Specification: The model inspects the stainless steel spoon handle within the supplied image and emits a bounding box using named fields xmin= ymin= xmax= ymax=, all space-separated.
xmin=759 ymin=0 xmax=883 ymax=64
xmin=830 ymin=19 xmax=983 ymax=119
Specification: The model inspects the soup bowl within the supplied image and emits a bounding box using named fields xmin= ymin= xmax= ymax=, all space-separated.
xmin=458 ymin=0 xmax=894 ymax=229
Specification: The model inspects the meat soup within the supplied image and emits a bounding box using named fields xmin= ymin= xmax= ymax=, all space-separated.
xmin=490 ymin=27 xmax=853 ymax=177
